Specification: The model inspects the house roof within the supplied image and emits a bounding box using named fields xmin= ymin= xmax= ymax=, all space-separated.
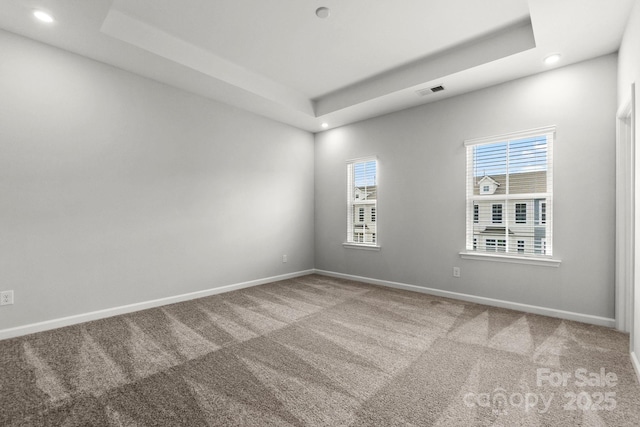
xmin=480 ymin=227 xmax=515 ymax=235
xmin=478 ymin=175 xmax=500 ymax=186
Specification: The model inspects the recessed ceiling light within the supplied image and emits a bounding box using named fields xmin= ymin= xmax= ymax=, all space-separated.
xmin=33 ymin=10 xmax=54 ymax=23
xmin=544 ymin=53 xmax=561 ymax=66
xmin=316 ymin=7 xmax=330 ymax=19
xmin=321 ymin=122 xmax=329 ymax=128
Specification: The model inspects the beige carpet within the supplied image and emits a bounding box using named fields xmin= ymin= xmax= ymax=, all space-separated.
xmin=1 ymin=274 xmax=639 ymax=426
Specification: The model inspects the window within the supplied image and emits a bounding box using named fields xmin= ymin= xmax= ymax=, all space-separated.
xmin=534 ymin=200 xmax=547 ymax=225
xmin=486 ymin=239 xmax=505 ymax=252
xmin=492 ymin=204 xmax=503 ymax=223
xmin=483 ymin=185 xmax=490 ymax=192
xmin=465 ymin=126 xmax=554 ymax=257
xmin=515 ymin=203 xmax=527 ymax=224
xmin=347 ymin=157 xmax=378 ymax=246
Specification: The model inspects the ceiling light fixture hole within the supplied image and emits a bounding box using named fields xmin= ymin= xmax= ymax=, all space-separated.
xmin=316 ymin=7 xmax=330 ymax=19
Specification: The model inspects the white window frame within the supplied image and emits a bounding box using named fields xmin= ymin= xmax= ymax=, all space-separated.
xmin=515 ymin=203 xmax=527 ymax=224
xmin=344 ymin=156 xmax=380 ymax=250
xmin=460 ymin=126 xmax=561 ymax=267
xmin=492 ymin=203 xmax=503 ymax=224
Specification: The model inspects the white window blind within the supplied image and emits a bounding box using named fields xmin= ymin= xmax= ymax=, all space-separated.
xmin=347 ymin=157 xmax=378 ymax=246
xmin=465 ymin=126 xmax=555 ymax=257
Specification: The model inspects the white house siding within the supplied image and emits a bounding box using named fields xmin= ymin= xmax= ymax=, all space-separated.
xmin=473 ymin=199 xmax=548 ymax=254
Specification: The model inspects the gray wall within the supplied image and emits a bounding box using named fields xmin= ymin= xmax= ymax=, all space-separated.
xmin=315 ymin=54 xmax=618 ymax=319
xmin=0 ymin=31 xmax=315 ymax=330
xmin=619 ymin=1 xmax=640 ymax=362
xmin=0 ymin=27 xmax=622 ymax=332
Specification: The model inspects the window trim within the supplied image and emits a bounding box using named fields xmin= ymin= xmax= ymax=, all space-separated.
xmin=459 ymin=251 xmax=561 ymax=267
xmin=346 ymin=156 xmax=379 ymax=250
xmin=463 ymin=125 xmax=560 ymax=264
xmin=343 ymin=243 xmax=381 ymax=251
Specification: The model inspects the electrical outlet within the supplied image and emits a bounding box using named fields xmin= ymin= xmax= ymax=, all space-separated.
xmin=0 ymin=290 xmax=14 ymax=306
xmin=282 ymin=254 xmax=287 ymax=263
xmin=453 ymin=267 xmax=461 ymax=278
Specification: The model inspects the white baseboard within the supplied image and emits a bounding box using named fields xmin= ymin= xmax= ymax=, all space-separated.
xmin=632 ymin=351 xmax=640 ymax=384
xmin=314 ymin=269 xmax=616 ymax=328
xmin=2 ymin=268 xmax=617 ymax=341
xmin=0 ymin=269 xmax=315 ymax=341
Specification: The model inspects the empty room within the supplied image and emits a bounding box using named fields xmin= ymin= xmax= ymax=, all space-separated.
xmin=2 ymin=0 xmax=640 ymax=425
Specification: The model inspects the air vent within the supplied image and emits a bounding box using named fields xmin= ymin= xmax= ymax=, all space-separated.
xmin=415 ymin=85 xmax=446 ymax=96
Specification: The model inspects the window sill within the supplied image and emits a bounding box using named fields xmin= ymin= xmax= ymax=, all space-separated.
xmin=343 ymin=243 xmax=381 ymax=251
xmin=459 ymin=251 xmax=561 ymax=267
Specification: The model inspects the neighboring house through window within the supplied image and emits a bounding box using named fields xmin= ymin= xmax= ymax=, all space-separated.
xmin=465 ymin=126 xmax=554 ymax=257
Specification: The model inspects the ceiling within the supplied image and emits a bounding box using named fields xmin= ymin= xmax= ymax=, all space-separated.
xmin=0 ymin=0 xmax=634 ymax=132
